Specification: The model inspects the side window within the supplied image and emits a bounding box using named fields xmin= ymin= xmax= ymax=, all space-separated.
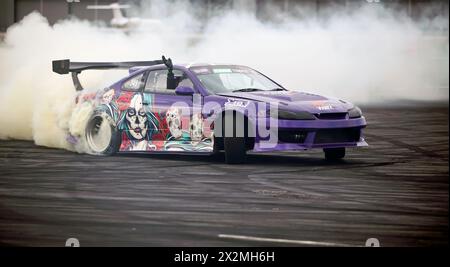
xmin=178 ymin=75 xmax=194 ymax=88
xmin=144 ymin=70 xmax=194 ymax=93
xmin=122 ymin=73 xmax=144 ymax=91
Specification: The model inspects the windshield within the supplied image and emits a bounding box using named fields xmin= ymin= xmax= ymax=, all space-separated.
xmin=190 ymin=65 xmax=283 ymax=94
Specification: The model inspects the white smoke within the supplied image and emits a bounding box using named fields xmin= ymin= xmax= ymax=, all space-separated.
xmin=0 ymin=1 xmax=448 ymax=150
xmin=191 ymin=5 xmax=448 ymax=103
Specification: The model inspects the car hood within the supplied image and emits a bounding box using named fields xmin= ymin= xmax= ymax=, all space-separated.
xmin=217 ymin=90 xmax=352 ymax=113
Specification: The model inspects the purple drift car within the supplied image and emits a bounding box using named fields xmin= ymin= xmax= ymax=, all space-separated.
xmin=52 ymin=56 xmax=367 ymax=164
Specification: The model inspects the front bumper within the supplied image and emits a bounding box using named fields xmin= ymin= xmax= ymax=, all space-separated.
xmin=252 ymin=116 xmax=368 ymax=152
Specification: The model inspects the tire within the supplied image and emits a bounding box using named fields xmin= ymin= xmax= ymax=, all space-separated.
xmin=324 ymin=147 xmax=346 ymax=161
xmin=224 ymin=136 xmax=246 ymax=164
xmin=85 ymin=112 xmax=121 ymax=155
xmin=223 ymin=111 xmax=247 ymax=164
xmin=212 ymin=135 xmax=222 ymax=155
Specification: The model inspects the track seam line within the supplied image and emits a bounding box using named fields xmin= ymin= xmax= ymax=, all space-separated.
xmin=218 ymin=234 xmax=359 ymax=247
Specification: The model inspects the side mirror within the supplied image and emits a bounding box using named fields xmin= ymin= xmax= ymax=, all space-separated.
xmin=175 ymin=86 xmax=195 ymax=95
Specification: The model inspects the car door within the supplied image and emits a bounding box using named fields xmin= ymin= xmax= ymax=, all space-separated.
xmin=142 ymin=68 xmax=196 ymax=151
xmin=115 ymin=71 xmax=162 ymax=151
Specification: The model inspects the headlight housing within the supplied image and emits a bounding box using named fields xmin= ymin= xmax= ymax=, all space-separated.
xmin=271 ymin=110 xmax=316 ymax=120
xmin=348 ymin=106 xmax=362 ymax=119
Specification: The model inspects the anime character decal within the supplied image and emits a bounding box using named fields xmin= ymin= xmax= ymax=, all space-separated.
xmin=97 ymin=89 xmax=213 ymax=152
xmin=163 ymin=107 xmax=213 ymax=152
xmin=190 ymin=113 xmax=204 ymax=141
xmin=117 ymin=93 xmax=160 ymax=151
xmin=166 ymin=107 xmax=184 ymax=140
xmin=98 ymin=88 xmax=119 ymax=121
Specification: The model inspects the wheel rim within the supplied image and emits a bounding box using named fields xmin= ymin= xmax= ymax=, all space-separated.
xmin=86 ymin=116 xmax=112 ymax=153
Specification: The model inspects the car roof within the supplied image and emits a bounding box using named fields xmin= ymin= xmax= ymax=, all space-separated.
xmin=129 ymin=63 xmax=250 ymax=74
xmin=179 ymin=63 xmax=246 ymax=68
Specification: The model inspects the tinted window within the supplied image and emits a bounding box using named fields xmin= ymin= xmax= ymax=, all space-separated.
xmin=190 ymin=66 xmax=280 ymax=94
xmin=122 ymin=73 xmax=144 ymax=91
xmin=144 ymin=69 xmax=194 ymax=93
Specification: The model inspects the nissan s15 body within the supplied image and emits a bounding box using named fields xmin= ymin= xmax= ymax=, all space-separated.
xmin=52 ymin=56 xmax=367 ymax=163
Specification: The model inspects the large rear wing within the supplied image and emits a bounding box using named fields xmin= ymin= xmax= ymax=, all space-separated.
xmin=52 ymin=56 xmax=173 ymax=91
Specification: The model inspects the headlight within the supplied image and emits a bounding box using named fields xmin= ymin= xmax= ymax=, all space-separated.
xmin=272 ymin=110 xmax=316 ymax=120
xmin=348 ymin=106 xmax=362 ymax=118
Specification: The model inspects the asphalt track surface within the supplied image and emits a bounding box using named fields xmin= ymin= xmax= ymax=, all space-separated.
xmin=0 ymin=105 xmax=448 ymax=247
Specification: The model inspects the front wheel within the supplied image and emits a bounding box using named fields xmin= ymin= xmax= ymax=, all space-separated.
xmin=85 ymin=112 xmax=121 ymax=155
xmin=324 ymin=148 xmax=346 ymax=161
xmin=224 ymin=137 xmax=246 ymax=164
xmin=223 ymin=111 xmax=247 ymax=164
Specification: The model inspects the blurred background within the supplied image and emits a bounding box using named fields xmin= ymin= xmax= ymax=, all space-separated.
xmin=1 ymin=1 xmax=447 ymax=98
xmin=1 ymin=0 xmax=448 ymax=33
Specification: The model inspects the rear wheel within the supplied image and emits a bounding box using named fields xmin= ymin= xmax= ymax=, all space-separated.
xmin=85 ymin=112 xmax=121 ymax=155
xmin=324 ymin=148 xmax=346 ymax=161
